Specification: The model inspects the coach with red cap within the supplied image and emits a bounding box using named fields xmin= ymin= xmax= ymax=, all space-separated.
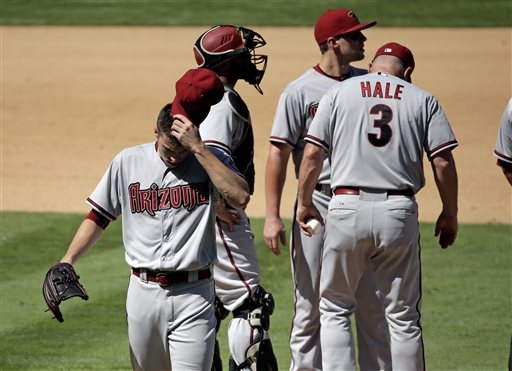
xmin=297 ymin=42 xmax=459 ymax=370
xmin=49 ymin=68 xmax=250 ymax=370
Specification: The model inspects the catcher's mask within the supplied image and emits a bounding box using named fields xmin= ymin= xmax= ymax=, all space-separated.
xmin=194 ymin=25 xmax=268 ymax=94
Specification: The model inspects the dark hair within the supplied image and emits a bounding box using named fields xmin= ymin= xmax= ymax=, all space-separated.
xmin=156 ymin=103 xmax=174 ymax=138
xmin=156 ymin=103 xmax=183 ymax=147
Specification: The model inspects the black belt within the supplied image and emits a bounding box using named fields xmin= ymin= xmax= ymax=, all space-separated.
xmin=333 ymin=186 xmax=414 ymax=197
xmin=315 ymin=183 xmax=332 ymax=196
xmin=132 ymin=268 xmax=211 ymax=286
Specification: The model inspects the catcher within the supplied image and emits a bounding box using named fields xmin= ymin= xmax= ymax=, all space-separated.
xmin=42 ymin=67 xmax=251 ymax=370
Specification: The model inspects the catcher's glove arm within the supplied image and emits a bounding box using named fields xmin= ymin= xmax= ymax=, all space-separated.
xmin=43 ymin=262 xmax=89 ymax=322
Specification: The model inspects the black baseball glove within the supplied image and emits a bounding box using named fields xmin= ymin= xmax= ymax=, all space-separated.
xmin=42 ymin=262 xmax=89 ymax=322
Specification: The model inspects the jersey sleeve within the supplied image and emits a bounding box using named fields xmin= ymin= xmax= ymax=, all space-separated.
xmin=494 ymin=98 xmax=512 ymax=164
xmin=304 ymin=93 xmax=332 ymax=152
xmin=424 ymin=96 xmax=458 ymax=160
xmin=86 ymin=154 xmax=122 ymax=221
xmin=209 ymin=147 xmax=244 ymax=178
xmin=269 ymin=88 xmax=304 ymax=148
xmin=200 ymin=92 xmax=245 ymax=155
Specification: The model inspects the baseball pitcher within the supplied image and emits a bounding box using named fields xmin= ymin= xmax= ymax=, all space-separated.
xmin=43 ymin=68 xmax=251 ymax=370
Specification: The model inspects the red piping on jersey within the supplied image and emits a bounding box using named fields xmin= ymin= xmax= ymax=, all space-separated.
xmin=427 ymin=140 xmax=458 ymax=159
xmin=86 ymin=198 xmax=116 ymax=221
xmin=216 ymin=219 xmax=253 ymax=298
xmin=494 ymin=149 xmax=512 ymax=162
xmin=269 ymin=136 xmax=294 ymax=147
xmin=305 ymin=134 xmax=329 ymax=150
xmin=204 ymin=140 xmax=232 ymax=155
xmin=313 ymin=64 xmax=348 ymax=81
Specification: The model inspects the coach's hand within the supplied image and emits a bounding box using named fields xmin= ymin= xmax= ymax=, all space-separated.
xmin=434 ymin=211 xmax=458 ymax=249
xmin=296 ymin=204 xmax=323 ymax=238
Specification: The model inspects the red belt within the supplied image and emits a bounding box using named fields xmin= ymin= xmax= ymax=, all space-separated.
xmin=333 ymin=186 xmax=414 ymax=197
xmin=132 ymin=268 xmax=211 ymax=286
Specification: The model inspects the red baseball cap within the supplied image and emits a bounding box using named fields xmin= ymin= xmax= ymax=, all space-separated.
xmin=373 ymin=42 xmax=415 ymax=72
xmin=171 ymin=68 xmax=225 ymax=126
xmin=314 ymin=9 xmax=377 ymax=45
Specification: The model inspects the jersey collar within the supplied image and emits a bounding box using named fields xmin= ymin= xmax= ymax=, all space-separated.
xmin=313 ymin=64 xmax=348 ymax=81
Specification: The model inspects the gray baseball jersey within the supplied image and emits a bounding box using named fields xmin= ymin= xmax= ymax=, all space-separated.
xmin=307 ymin=72 xmax=458 ymax=192
xmin=201 ymin=87 xmax=255 ymax=194
xmin=494 ymin=97 xmax=512 ymax=164
xmin=87 ymin=139 xmax=241 ymax=370
xmin=270 ymin=65 xmax=367 ymax=183
xmin=87 ymin=141 xmax=239 ymax=271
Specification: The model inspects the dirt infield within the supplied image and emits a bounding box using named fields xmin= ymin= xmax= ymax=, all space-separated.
xmin=2 ymin=26 xmax=511 ymax=223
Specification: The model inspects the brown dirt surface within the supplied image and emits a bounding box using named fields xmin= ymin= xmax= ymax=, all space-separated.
xmin=2 ymin=26 xmax=511 ymax=223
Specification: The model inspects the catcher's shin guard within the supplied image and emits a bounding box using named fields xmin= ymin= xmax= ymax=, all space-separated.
xmin=234 ymin=331 xmax=278 ymax=371
xmin=230 ymin=286 xmax=278 ymax=371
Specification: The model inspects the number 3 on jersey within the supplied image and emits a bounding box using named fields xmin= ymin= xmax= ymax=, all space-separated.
xmin=368 ymin=104 xmax=392 ymax=147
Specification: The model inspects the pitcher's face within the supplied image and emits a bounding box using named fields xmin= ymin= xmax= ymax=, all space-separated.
xmin=156 ymin=131 xmax=188 ymax=168
xmin=337 ymin=31 xmax=367 ymax=62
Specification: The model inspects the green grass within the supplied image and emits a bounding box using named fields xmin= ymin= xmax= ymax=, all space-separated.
xmin=1 ymin=211 xmax=511 ymax=370
xmin=0 ymin=0 xmax=510 ymax=27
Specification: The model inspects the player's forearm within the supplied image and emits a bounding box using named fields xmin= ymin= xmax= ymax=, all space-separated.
xmin=265 ymin=144 xmax=291 ymax=219
xmin=297 ymin=143 xmax=324 ymax=207
xmin=61 ymin=218 xmax=104 ymax=265
xmin=431 ymin=150 xmax=458 ymax=216
xmin=192 ymin=143 xmax=250 ymax=209
xmin=502 ymin=168 xmax=512 ymax=186
xmin=498 ymin=160 xmax=512 ymax=186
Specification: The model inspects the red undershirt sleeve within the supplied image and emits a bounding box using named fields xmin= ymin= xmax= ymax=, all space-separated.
xmin=86 ymin=209 xmax=110 ymax=230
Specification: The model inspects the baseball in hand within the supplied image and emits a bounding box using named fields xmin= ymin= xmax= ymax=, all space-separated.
xmin=306 ymin=218 xmax=324 ymax=235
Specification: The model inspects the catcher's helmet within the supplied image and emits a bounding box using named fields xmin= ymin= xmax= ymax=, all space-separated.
xmin=194 ymin=25 xmax=268 ymax=94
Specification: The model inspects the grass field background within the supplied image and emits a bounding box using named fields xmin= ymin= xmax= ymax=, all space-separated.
xmin=1 ymin=211 xmax=510 ymax=370
xmin=1 ymin=0 xmax=511 ymax=26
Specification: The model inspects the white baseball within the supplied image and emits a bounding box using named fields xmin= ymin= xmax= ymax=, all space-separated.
xmin=306 ymin=218 xmax=324 ymax=235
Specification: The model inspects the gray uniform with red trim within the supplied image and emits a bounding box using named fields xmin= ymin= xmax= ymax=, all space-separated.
xmin=494 ymin=97 xmax=512 ymax=165
xmin=305 ymin=71 xmax=457 ymax=370
xmin=87 ymin=141 xmax=240 ymax=370
xmin=199 ymin=87 xmax=262 ymax=368
xmin=270 ymin=65 xmax=391 ymax=371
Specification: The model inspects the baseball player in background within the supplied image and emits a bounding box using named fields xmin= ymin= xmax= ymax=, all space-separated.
xmin=264 ymin=9 xmax=391 ymax=370
xmin=193 ymin=25 xmax=278 ymax=371
xmin=52 ymin=68 xmax=251 ymax=370
xmin=494 ymin=97 xmax=512 ymax=185
xmin=297 ymin=42 xmax=459 ymax=370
